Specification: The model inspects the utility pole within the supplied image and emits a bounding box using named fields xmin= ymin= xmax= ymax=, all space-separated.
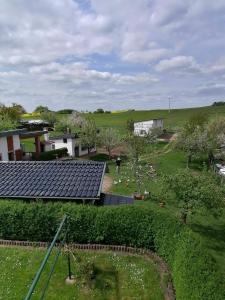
xmin=168 ymin=96 xmax=171 ymax=113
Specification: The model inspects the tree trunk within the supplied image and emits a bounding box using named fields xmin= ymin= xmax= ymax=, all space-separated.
xmin=187 ymin=153 xmax=192 ymax=168
xmin=108 ymin=148 xmax=111 ymax=159
xmin=208 ymin=150 xmax=214 ymax=165
xmin=181 ymin=212 xmax=187 ymax=224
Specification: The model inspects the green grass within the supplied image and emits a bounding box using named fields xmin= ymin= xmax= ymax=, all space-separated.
xmin=0 ymin=247 xmax=163 ymax=300
xmin=90 ymin=140 xmax=225 ymax=277
xmin=23 ymin=105 xmax=225 ymax=133
xmin=89 ymin=106 xmax=225 ymax=132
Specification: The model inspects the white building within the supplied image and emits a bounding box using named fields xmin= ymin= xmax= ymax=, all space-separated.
xmin=0 ymin=129 xmax=24 ymax=161
xmin=134 ymin=119 xmax=163 ymax=137
xmin=45 ymin=133 xmax=96 ymax=157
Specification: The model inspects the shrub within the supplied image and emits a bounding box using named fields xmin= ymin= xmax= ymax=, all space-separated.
xmin=36 ymin=148 xmax=68 ymax=160
xmin=0 ymin=200 xmax=224 ymax=299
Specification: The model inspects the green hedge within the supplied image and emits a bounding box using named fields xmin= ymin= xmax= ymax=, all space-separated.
xmin=36 ymin=148 xmax=68 ymax=160
xmin=0 ymin=200 xmax=224 ymax=299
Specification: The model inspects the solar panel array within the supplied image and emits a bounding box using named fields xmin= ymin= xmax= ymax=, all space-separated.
xmin=0 ymin=161 xmax=105 ymax=199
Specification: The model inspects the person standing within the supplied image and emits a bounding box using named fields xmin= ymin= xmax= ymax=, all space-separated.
xmin=116 ymin=156 xmax=121 ymax=174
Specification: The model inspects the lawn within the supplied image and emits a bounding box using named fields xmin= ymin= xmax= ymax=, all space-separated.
xmin=92 ymin=140 xmax=225 ymax=277
xmin=0 ymin=247 xmax=163 ymax=300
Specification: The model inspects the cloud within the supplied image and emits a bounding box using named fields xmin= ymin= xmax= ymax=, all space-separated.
xmin=0 ymin=0 xmax=224 ymax=110
xmin=155 ymin=56 xmax=201 ymax=73
xmin=197 ymin=83 xmax=225 ymax=96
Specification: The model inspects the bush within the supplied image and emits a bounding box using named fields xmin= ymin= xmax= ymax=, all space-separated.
xmin=0 ymin=201 xmax=224 ymax=299
xmin=36 ymin=148 xmax=68 ymax=160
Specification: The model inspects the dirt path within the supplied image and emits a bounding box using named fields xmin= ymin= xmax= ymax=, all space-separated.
xmin=102 ymin=174 xmax=113 ymax=192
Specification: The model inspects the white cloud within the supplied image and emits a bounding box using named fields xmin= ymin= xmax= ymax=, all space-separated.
xmin=155 ymin=56 xmax=201 ymax=73
xmin=0 ymin=0 xmax=224 ymax=110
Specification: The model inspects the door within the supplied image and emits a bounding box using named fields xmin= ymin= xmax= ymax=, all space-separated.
xmin=74 ymin=146 xmax=79 ymax=157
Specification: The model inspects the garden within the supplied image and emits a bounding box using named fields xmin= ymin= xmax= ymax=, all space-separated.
xmin=0 ymin=246 xmax=163 ymax=300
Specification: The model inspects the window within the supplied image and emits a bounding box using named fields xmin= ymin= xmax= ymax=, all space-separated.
xmin=52 ymin=144 xmax=55 ymax=150
xmin=63 ymin=138 xmax=67 ymax=143
xmin=140 ymin=130 xmax=146 ymax=135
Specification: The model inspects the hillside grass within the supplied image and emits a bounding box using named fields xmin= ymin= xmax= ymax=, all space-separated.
xmin=0 ymin=247 xmax=163 ymax=300
xmin=89 ymin=106 xmax=225 ymax=132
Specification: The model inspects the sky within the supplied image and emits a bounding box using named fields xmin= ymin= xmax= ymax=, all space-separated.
xmin=0 ymin=0 xmax=225 ymax=112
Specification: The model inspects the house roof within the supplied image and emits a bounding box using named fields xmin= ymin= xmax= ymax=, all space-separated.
xmin=134 ymin=118 xmax=163 ymax=125
xmin=0 ymin=161 xmax=106 ymax=200
xmin=0 ymin=129 xmax=27 ymax=137
xmin=49 ymin=133 xmax=79 ymax=140
xmin=20 ymin=130 xmax=48 ymax=138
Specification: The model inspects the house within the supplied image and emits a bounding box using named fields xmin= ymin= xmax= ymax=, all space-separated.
xmin=0 ymin=161 xmax=133 ymax=205
xmin=0 ymin=129 xmax=25 ymax=161
xmin=134 ymin=119 xmax=163 ymax=137
xmin=0 ymin=129 xmax=47 ymax=161
xmin=44 ymin=133 xmax=96 ymax=157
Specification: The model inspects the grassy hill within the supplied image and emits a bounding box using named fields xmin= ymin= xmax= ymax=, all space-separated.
xmin=90 ymin=106 xmax=225 ymax=132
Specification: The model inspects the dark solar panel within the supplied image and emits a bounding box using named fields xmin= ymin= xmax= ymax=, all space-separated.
xmin=102 ymin=193 xmax=134 ymax=205
xmin=0 ymin=161 xmax=105 ymax=200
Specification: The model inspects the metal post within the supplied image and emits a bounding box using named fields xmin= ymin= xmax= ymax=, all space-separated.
xmin=24 ymin=215 xmax=67 ymax=300
xmin=65 ymin=217 xmax=72 ymax=280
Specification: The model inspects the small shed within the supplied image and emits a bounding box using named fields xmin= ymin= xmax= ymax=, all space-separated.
xmin=134 ymin=119 xmax=163 ymax=137
xmin=46 ymin=133 xmax=96 ymax=157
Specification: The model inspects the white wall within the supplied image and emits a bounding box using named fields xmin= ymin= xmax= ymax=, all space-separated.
xmin=13 ymin=135 xmax=21 ymax=150
xmin=76 ymin=138 xmax=96 ymax=156
xmin=134 ymin=119 xmax=163 ymax=136
xmin=0 ymin=137 xmax=9 ymax=161
xmin=53 ymin=138 xmax=74 ymax=156
xmin=0 ymin=134 xmax=21 ymax=161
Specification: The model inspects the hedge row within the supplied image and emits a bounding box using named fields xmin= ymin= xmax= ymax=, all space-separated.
xmin=36 ymin=148 xmax=68 ymax=160
xmin=0 ymin=200 xmax=224 ymax=299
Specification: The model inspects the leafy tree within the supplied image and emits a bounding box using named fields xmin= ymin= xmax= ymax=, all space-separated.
xmin=162 ymin=169 xmax=224 ymax=224
xmin=55 ymin=111 xmax=85 ymax=133
xmin=80 ymin=118 xmax=98 ymax=156
xmin=94 ymin=108 xmax=104 ymax=114
xmin=176 ymin=127 xmax=210 ymax=167
xmin=146 ymin=127 xmax=163 ymax=144
xmin=11 ymin=103 xmax=26 ymax=114
xmin=33 ymin=105 xmax=50 ymax=114
xmin=99 ymin=128 xmax=120 ymax=158
xmin=0 ymin=103 xmax=21 ymax=121
xmin=40 ymin=111 xmax=57 ymax=125
xmin=126 ymin=134 xmax=147 ymax=192
xmin=0 ymin=114 xmax=17 ymax=131
xmin=176 ymin=114 xmax=210 ymax=167
xmin=126 ymin=119 xmax=134 ymax=133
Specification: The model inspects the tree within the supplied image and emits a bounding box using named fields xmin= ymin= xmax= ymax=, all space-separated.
xmin=162 ymin=169 xmax=224 ymax=224
xmin=99 ymin=128 xmax=120 ymax=158
xmin=33 ymin=105 xmax=50 ymax=114
xmin=146 ymin=127 xmax=163 ymax=144
xmin=176 ymin=127 xmax=210 ymax=167
xmin=94 ymin=108 xmax=104 ymax=114
xmin=0 ymin=114 xmax=17 ymax=131
xmin=126 ymin=134 xmax=147 ymax=192
xmin=80 ymin=118 xmax=98 ymax=156
xmin=126 ymin=119 xmax=134 ymax=133
xmin=55 ymin=111 xmax=86 ymax=133
xmin=176 ymin=114 xmax=210 ymax=167
xmin=0 ymin=103 xmax=21 ymax=121
xmin=11 ymin=103 xmax=26 ymax=114
xmin=40 ymin=111 xmax=57 ymax=125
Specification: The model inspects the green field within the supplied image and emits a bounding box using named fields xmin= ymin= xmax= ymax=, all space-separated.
xmin=89 ymin=106 xmax=225 ymax=132
xmin=0 ymin=247 xmax=163 ymax=300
